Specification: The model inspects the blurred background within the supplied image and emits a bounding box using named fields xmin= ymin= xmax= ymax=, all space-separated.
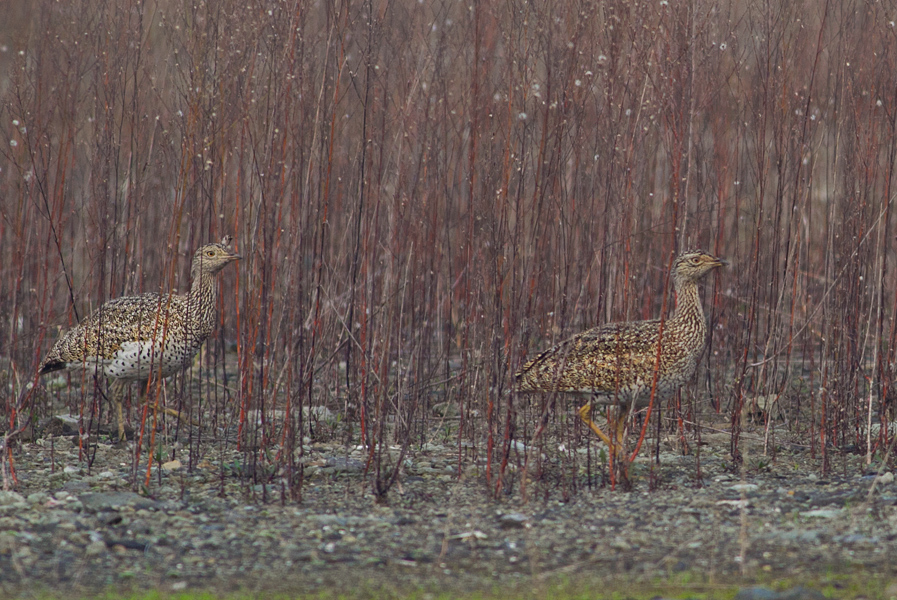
xmin=1 ymin=0 xmax=895 ymax=498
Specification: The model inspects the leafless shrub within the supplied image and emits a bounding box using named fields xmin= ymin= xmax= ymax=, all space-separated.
xmin=2 ymin=0 xmax=897 ymax=498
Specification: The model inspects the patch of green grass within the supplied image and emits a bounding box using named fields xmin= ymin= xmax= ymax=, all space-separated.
xmin=16 ymin=571 xmax=897 ymax=600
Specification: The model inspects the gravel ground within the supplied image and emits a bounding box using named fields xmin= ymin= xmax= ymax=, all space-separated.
xmin=1 ymin=420 xmax=897 ymax=598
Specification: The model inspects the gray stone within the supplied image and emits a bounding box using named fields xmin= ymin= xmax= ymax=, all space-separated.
xmin=734 ymin=587 xmax=779 ymax=600
xmin=26 ymin=492 xmax=48 ymax=505
xmin=879 ymin=471 xmax=895 ymax=484
xmin=498 ymin=513 xmax=529 ymax=529
xmin=0 ymin=491 xmax=25 ymax=506
xmin=730 ymin=483 xmax=759 ymax=492
xmin=322 ymin=457 xmax=364 ymax=473
xmin=61 ymin=480 xmax=90 ymax=493
xmin=79 ymin=492 xmax=158 ymax=512
xmin=800 ymin=508 xmax=841 ymax=519
xmin=778 ymin=586 xmax=827 ymax=600
xmin=85 ymin=539 xmax=108 ymax=556
xmin=96 ymin=511 xmax=124 ymax=526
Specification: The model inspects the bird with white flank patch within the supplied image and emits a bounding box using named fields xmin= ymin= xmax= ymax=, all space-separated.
xmin=40 ymin=237 xmax=241 ymax=441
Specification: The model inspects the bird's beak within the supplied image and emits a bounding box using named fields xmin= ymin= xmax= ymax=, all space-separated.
xmin=713 ymin=257 xmax=728 ymax=268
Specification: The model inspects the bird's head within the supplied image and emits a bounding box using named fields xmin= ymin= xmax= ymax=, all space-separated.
xmin=672 ymin=250 xmax=727 ymax=285
xmin=191 ymin=236 xmax=242 ymax=278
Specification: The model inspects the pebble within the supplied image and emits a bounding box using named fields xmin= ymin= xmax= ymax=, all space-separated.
xmin=734 ymin=588 xmax=779 ymax=600
xmin=768 ymin=530 xmax=821 ymax=544
xmin=730 ymin=483 xmax=759 ymax=492
xmin=800 ymin=508 xmax=841 ymax=519
xmin=0 ymin=532 xmax=17 ymax=554
xmin=96 ymin=511 xmax=124 ymax=526
xmin=717 ymin=499 xmax=749 ymax=508
xmin=15 ymin=546 xmax=33 ymax=559
xmin=85 ymin=540 xmax=107 ymax=557
xmin=79 ymin=492 xmax=158 ymax=512
xmin=0 ymin=491 xmax=26 ymax=506
xmin=777 ymin=586 xmax=828 ymax=600
xmin=322 ymin=457 xmax=364 ymax=473
xmin=498 ymin=513 xmax=529 ymax=529
xmin=61 ymin=480 xmax=90 ymax=492
xmin=734 ymin=586 xmax=828 ymax=600
xmin=609 ymin=536 xmax=631 ymax=551
xmin=834 ymin=534 xmax=879 ymax=545
xmin=27 ymin=492 xmax=48 ymax=505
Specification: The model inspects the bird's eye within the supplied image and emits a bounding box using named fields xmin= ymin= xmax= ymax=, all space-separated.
xmin=206 ymin=250 xmax=216 ymax=257
xmin=690 ymin=257 xmax=701 ymax=264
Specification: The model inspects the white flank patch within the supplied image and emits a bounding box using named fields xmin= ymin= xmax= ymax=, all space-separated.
xmin=105 ymin=341 xmax=191 ymax=380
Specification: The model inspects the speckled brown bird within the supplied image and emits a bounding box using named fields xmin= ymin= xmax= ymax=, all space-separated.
xmin=40 ymin=237 xmax=241 ymax=441
xmin=516 ymin=250 xmax=727 ymax=453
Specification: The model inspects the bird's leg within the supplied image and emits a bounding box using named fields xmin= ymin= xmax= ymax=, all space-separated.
xmin=576 ymin=402 xmax=615 ymax=448
xmin=610 ymin=404 xmax=634 ymax=491
xmin=108 ymin=380 xmax=129 ymax=442
xmin=614 ymin=404 xmax=631 ymax=451
xmin=577 ymin=401 xmax=634 ymax=490
xmin=117 ymin=398 xmax=125 ymax=442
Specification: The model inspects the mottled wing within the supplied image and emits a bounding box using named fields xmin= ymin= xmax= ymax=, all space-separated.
xmin=40 ymin=292 xmax=184 ymax=371
xmin=515 ymin=320 xmax=666 ymax=394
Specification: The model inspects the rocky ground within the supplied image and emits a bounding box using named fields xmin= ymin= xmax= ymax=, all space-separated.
xmin=1 ymin=418 xmax=896 ymax=599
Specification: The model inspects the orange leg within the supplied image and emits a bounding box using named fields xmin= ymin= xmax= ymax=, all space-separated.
xmin=576 ymin=403 xmax=615 ymax=448
xmin=577 ymin=402 xmax=631 ymax=455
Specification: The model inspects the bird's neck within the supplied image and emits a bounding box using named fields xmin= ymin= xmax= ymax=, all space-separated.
xmin=187 ymin=270 xmax=219 ymax=334
xmin=671 ymin=279 xmax=705 ymax=327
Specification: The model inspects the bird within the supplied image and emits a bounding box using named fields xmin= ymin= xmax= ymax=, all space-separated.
xmin=39 ymin=236 xmax=241 ymax=441
xmin=515 ymin=250 xmax=727 ymax=455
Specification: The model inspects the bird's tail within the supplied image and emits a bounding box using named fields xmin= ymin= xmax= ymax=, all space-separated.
xmin=38 ymin=359 xmax=66 ymax=375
